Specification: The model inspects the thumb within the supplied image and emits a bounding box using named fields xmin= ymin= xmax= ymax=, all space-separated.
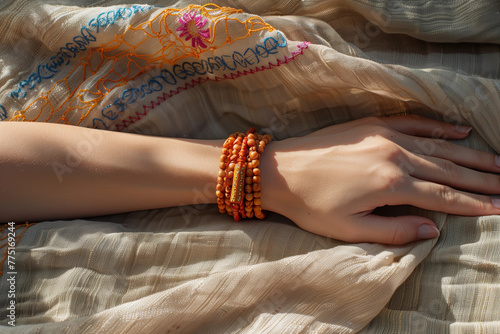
xmin=353 ymin=214 xmax=440 ymax=245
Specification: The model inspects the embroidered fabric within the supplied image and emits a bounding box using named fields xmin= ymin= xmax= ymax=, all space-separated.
xmin=0 ymin=1 xmax=499 ymax=333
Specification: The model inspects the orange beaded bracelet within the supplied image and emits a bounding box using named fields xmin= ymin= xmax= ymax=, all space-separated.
xmin=217 ymin=129 xmax=272 ymax=221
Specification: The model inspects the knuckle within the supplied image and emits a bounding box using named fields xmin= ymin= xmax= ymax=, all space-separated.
xmin=361 ymin=117 xmax=396 ymax=138
xmin=473 ymin=198 xmax=488 ymax=213
xmin=380 ymin=141 xmax=403 ymax=161
xmin=375 ymin=126 xmax=398 ymax=140
xmin=442 ymin=160 xmax=460 ymax=180
xmin=386 ymin=223 xmax=411 ymax=246
xmin=436 ymin=140 xmax=454 ymax=153
xmin=437 ymin=185 xmax=457 ymax=207
xmin=377 ymin=167 xmax=407 ymax=192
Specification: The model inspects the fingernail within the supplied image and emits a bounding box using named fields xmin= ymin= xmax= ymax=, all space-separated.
xmin=417 ymin=224 xmax=440 ymax=240
xmin=492 ymin=198 xmax=500 ymax=209
xmin=495 ymin=156 xmax=500 ymax=168
xmin=455 ymin=124 xmax=472 ymax=134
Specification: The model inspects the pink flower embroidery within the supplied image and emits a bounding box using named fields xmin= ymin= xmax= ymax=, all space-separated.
xmin=177 ymin=11 xmax=211 ymax=49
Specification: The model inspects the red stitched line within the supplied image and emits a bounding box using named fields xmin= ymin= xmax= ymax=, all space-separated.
xmin=115 ymin=42 xmax=310 ymax=131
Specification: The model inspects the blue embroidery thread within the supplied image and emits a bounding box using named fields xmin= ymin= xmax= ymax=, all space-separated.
xmin=88 ymin=5 xmax=154 ymax=33
xmin=7 ymin=5 xmax=155 ymax=102
xmin=97 ymin=32 xmax=288 ymax=122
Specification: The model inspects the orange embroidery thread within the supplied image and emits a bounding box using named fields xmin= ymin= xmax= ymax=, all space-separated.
xmin=9 ymin=4 xmax=274 ymax=125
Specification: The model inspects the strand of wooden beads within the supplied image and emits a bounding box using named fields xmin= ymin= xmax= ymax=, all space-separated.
xmin=250 ymin=134 xmax=272 ymax=219
xmin=216 ymin=134 xmax=236 ymax=214
xmin=216 ymin=130 xmax=272 ymax=221
xmin=244 ymin=131 xmax=257 ymax=219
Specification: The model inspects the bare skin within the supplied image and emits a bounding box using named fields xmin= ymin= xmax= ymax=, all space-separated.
xmin=1 ymin=115 xmax=499 ymax=245
xmin=260 ymin=115 xmax=500 ymax=244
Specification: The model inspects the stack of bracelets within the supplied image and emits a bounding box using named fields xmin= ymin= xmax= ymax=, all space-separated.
xmin=216 ymin=128 xmax=272 ymax=221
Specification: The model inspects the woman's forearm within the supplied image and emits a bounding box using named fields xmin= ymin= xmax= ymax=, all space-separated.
xmin=5 ymin=116 xmax=500 ymax=246
xmin=0 ymin=122 xmax=222 ymax=222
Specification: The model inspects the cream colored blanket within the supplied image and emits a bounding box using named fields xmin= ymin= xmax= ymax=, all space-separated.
xmin=1 ymin=0 xmax=499 ymax=333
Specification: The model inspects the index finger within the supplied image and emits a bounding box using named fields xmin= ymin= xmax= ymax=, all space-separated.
xmin=380 ymin=115 xmax=472 ymax=139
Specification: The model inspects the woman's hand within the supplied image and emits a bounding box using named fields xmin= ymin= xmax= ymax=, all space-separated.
xmin=261 ymin=115 xmax=500 ymax=245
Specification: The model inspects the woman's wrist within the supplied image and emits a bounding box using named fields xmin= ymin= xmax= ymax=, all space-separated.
xmin=259 ymin=139 xmax=293 ymax=217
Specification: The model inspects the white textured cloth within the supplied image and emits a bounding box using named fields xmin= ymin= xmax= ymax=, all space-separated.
xmin=0 ymin=0 xmax=499 ymax=333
